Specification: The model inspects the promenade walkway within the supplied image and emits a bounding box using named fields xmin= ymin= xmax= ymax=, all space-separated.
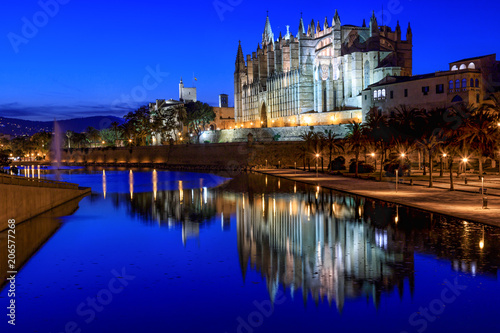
xmin=257 ymin=169 xmax=500 ymax=228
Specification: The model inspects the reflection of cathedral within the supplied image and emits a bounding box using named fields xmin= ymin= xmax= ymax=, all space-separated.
xmin=236 ymin=188 xmax=414 ymax=310
xmin=98 ymin=171 xmax=499 ymax=309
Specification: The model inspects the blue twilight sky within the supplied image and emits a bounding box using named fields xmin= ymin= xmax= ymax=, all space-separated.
xmin=0 ymin=0 xmax=499 ymax=121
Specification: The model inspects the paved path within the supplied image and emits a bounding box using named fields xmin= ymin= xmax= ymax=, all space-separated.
xmin=257 ymin=169 xmax=500 ymax=228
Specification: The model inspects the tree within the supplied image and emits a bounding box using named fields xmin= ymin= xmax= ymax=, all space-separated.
xmin=299 ymin=128 xmax=315 ymax=171
xmin=184 ymin=101 xmax=216 ymax=143
xmin=66 ymin=130 xmax=74 ymax=149
xmin=322 ymin=129 xmax=344 ymax=171
xmin=414 ymin=108 xmax=449 ymax=188
xmin=152 ymin=103 xmax=187 ymax=144
xmin=460 ymin=106 xmax=500 ymax=175
xmin=85 ymin=127 xmax=100 ymax=148
xmin=123 ymin=106 xmax=153 ymax=146
xmin=345 ymin=121 xmax=365 ymax=178
xmin=364 ymin=109 xmax=391 ymax=181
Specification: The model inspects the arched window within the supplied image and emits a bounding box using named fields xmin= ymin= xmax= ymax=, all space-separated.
xmin=373 ymin=90 xmax=377 ymax=99
xmin=455 ymin=80 xmax=460 ymax=89
xmin=449 ymin=80 xmax=454 ymax=90
xmin=451 ymin=95 xmax=463 ymax=103
xmin=451 ymin=65 xmax=458 ymax=71
xmin=459 ymin=64 xmax=466 ymax=70
xmin=476 ymin=79 xmax=480 ymax=88
xmin=382 ymin=89 xmax=386 ymax=98
xmin=470 ymin=78 xmax=474 ymax=87
xmin=364 ymin=61 xmax=371 ymax=89
xmin=462 ymin=79 xmax=467 ymax=88
xmin=468 ymin=62 xmax=476 ymax=69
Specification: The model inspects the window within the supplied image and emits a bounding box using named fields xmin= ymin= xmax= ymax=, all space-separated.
xmin=459 ymin=64 xmax=467 ymax=70
xmin=476 ymin=79 xmax=480 ymax=88
xmin=451 ymin=95 xmax=463 ymax=103
xmin=373 ymin=91 xmax=377 ymax=99
xmin=470 ymin=78 xmax=474 ymax=87
xmin=436 ymin=84 xmax=444 ymax=94
xmin=390 ymin=91 xmax=394 ymax=99
xmin=449 ymin=81 xmax=454 ymax=90
xmin=462 ymin=79 xmax=467 ymax=88
xmin=365 ymin=94 xmax=367 ymax=100
xmin=468 ymin=62 xmax=476 ymax=69
xmin=422 ymin=86 xmax=430 ymax=95
xmin=451 ymin=65 xmax=458 ymax=71
xmin=382 ymin=89 xmax=386 ymax=98
xmin=404 ymin=89 xmax=408 ymax=97
xmin=476 ymin=94 xmax=480 ymax=103
xmin=455 ymin=80 xmax=460 ymax=89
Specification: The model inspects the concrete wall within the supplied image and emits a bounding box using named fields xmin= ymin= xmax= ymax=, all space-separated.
xmin=0 ymin=184 xmax=90 ymax=231
xmin=201 ymin=124 xmax=350 ymax=143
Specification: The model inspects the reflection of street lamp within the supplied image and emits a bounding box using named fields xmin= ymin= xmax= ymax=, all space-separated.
xmin=462 ymin=158 xmax=469 ymax=173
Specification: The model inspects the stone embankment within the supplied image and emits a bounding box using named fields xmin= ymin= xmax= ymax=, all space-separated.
xmin=0 ymin=174 xmax=91 ymax=231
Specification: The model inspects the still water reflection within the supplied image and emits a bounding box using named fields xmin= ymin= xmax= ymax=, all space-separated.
xmin=1 ymin=169 xmax=499 ymax=333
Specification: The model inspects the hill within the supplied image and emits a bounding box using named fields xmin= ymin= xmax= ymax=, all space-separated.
xmin=0 ymin=116 xmax=124 ymax=137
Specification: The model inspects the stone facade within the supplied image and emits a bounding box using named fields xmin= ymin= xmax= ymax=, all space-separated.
xmin=362 ymin=54 xmax=500 ymax=114
xmin=179 ymin=77 xmax=197 ymax=103
xmin=234 ymin=12 xmax=412 ymax=127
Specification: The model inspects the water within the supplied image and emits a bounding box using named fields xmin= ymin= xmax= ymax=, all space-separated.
xmin=1 ymin=169 xmax=499 ymax=333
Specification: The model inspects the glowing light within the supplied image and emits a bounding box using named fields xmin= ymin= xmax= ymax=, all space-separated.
xmin=129 ymin=170 xmax=134 ymax=200
xmin=443 ymin=153 xmax=447 ymax=158
xmin=316 ymin=154 xmax=320 ymax=158
xmin=102 ymin=141 xmax=105 ymax=144
xmin=401 ymin=153 xmax=406 ymax=158
xmin=179 ymin=181 xmax=184 ymax=204
xmin=153 ymin=170 xmax=157 ymax=201
xmin=371 ymin=153 xmax=375 ymax=157
xmin=103 ymin=170 xmax=107 ymax=199
xmin=479 ymin=240 xmax=484 ymax=249
xmin=463 ymin=158 xmax=468 ymax=163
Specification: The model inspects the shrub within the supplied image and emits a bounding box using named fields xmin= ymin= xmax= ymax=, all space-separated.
xmin=349 ymin=161 xmax=375 ymax=173
xmin=330 ymin=156 xmax=346 ymax=171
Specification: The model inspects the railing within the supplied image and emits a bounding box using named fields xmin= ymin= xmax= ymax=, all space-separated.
xmin=0 ymin=173 xmax=79 ymax=190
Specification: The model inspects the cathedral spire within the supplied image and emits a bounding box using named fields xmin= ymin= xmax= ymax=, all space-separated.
xmin=298 ymin=15 xmax=305 ymax=37
xmin=324 ymin=16 xmax=329 ymax=30
xmin=333 ymin=9 xmax=341 ymax=26
xmin=235 ymin=41 xmax=245 ymax=72
xmin=370 ymin=11 xmax=379 ymax=36
xmin=262 ymin=14 xmax=274 ymax=45
xmin=395 ymin=20 xmax=401 ymax=41
xmin=406 ymin=22 xmax=413 ymax=43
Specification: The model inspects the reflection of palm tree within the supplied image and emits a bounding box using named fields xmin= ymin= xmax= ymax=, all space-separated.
xmin=364 ymin=110 xmax=390 ymax=181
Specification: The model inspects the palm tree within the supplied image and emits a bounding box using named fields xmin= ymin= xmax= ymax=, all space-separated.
xmin=364 ymin=109 xmax=391 ymax=181
xmin=299 ymin=129 xmax=315 ymax=171
xmin=345 ymin=121 xmax=365 ymax=177
xmin=414 ymin=108 xmax=449 ymax=187
xmin=85 ymin=127 xmax=100 ymax=148
xmin=460 ymin=106 xmax=500 ymax=175
xmin=322 ymin=129 xmax=344 ymax=171
xmin=65 ymin=130 xmax=74 ymax=149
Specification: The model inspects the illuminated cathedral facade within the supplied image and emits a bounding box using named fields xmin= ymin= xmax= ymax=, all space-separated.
xmin=234 ymin=11 xmax=413 ymax=127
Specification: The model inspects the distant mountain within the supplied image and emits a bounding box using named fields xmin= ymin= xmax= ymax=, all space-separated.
xmin=0 ymin=116 xmax=125 ymax=137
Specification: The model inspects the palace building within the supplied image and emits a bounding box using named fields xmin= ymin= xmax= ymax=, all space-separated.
xmin=234 ymin=11 xmax=412 ymax=128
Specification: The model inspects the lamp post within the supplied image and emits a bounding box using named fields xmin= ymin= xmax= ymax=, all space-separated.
xmin=371 ymin=152 xmax=377 ymax=170
xmin=441 ymin=153 xmax=447 ymax=177
xmin=396 ymin=169 xmax=399 ymax=193
xmin=462 ymin=158 xmax=468 ymax=184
